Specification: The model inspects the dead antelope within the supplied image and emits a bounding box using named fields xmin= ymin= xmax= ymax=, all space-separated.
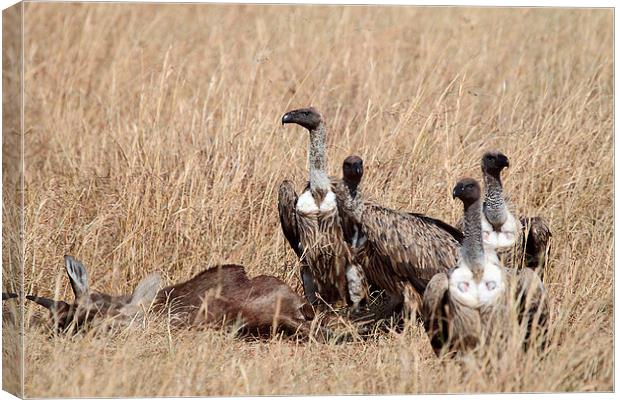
xmin=26 ymin=256 xmax=320 ymax=340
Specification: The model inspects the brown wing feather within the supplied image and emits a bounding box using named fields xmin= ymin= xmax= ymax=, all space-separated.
xmin=360 ymin=202 xmax=460 ymax=295
xmin=278 ymin=180 xmax=303 ymax=258
xmin=296 ymin=199 xmax=350 ymax=305
xmin=507 ymin=267 xmax=549 ymax=349
xmin=422 ymin=272 xmax=450 ymax=355
xmin=520 ymin=216 xmax=552 ymax=275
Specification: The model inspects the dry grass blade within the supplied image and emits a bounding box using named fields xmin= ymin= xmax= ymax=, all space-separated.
xmin=1 ymin=4 xmax=612 ymax=396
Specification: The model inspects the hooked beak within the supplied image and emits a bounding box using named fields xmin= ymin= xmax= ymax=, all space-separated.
xmin=452 ymin=184 xmax=464 ymax=199
xmin=498 ymin=154 xmax=509 ymax=168
xmin=281 ymin=112 xmax=295 ymax=126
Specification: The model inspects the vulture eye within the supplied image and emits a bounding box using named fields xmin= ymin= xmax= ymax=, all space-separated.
xmin=486 ymin=281 xmax=497 ymax=291
xmin=457 ymin=282 xmax=470 ymax=292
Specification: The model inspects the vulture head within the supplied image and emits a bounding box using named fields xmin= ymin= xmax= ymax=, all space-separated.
xmin=452 ymin=177 xmax=481 ymax=209
xmin=342 ymin=155 xmax=364 ymax=186
xmin=281 ymin=107 xmax=322 ymax=131
xmin=481 ymin=151 xmax=509 ymax=178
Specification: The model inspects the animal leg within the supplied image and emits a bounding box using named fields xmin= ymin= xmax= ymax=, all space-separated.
xmin=403 ymin=283 xmax=422 ymax=320
xmin=345 ymin=263 xmax=366 ymax=312
xmin=300 ymin=264 xmax=318 ymax=305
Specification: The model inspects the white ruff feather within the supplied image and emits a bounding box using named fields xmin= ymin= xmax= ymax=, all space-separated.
xmin=296 ymin=190 xmax=337 ymax=214
xmin=319 ymin=191 xmax=337 ymax=212
xmin=450 ymin=255 xmax=505 ymax=308
xmin=481 ymin=212 xmax=520 ymax=250
xmin=478 ymin=260 xmax=505 ymax=306
xmin=296 ymin=191 xmax=318 ymax=214
xmin=449 ymin=267 xmax=478 ymax=308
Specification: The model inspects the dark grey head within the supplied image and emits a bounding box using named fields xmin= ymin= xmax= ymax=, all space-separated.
xmin=481 ymin=151 xmax=509 ymax=178
xmin=281 ymin=107 xmax=322 ymax=131
xmin=342 ymin=155 xmax=364 ymax=185
xmin=453 ymin=177 xmax=482 ymax=209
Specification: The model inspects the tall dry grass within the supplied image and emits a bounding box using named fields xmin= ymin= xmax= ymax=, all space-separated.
xmin=1 ymin=3 xmax=612 ymax=396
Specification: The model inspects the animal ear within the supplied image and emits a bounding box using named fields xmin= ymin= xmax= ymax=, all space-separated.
xmin=131 ymin=273 xmax=161 ymax=306
xmin=64 ymin=255 xmax=89 ymax=299
xmin=121 ymin=273 xmax=161 ymax=316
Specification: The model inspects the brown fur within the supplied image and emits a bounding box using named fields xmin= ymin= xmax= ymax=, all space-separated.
xmin=154 ymin=264 xmax=314 ymax=337
xmin=26 ymin=257 xmax=318 ymax=340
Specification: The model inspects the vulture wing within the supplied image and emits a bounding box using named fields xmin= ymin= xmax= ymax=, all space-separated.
xmin=422 ymin=272 xmax=450 ymax=356
xmin=520 ymin=216 xmax=552 ymax=275
xmin=278 ymin=179 xmax=345 ymax=304
xmin=507 ymin=267 xmax=549 ymax=350
xmin=361 ymin=203 xmax=461 ymax=294
xmin=278 ymin=180 xmax=302 ymax=258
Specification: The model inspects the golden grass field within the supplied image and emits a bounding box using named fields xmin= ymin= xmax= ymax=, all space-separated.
xmin=2 ymin=3 xmax=613 ymax=396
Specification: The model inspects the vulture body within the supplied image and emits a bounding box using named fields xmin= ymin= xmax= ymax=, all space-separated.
xmin=477 ymin=151 xmax=552 ymax=279
xmin=333 ymin=155 xmax=463 ymax=318
xmin=279 ymin=108 xmax=366 ymax=310
xmin=479 ymin=151 xmax=522 ymax=251
xmin=423 ymin=178 xmax=549 ymax=356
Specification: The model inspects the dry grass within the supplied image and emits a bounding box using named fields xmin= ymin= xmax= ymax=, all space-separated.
xmin=2 ymin=3 xmax=613 ymax=396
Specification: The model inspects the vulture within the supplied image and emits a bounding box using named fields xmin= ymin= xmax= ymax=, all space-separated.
xmin=479 ymin=151 xmax=522 ymax=250
xmin=332 ymin=154 xmax=463 ymax=318
xmin=279 ymin=107 xmax=366 ymax=310
xmin=479 ymin=151 xmax=552 ymax=278
xmin=422 ymin=178 xmax=549 ymax=356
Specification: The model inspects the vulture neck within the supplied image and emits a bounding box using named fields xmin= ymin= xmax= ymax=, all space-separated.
xmin=343 ymin=178 xmax=363 ymax=222
xmin=344 ymin=178 xmax=361 ymax=200
xmin=308 ymin=122 xmax=331 ymax=194
xmin=461 ymin=199 xmax=485 ymax=275
xmin=483 ymin=171 xmax=507 ymax=229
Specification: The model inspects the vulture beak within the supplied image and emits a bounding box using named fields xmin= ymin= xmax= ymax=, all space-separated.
xmin=498 ymin=153 xmax=509 ymax=168
xmin=452 ymin=183 xmax=464 ymax=199
xmin=281 ymin=111 xmax=295 ymax=126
